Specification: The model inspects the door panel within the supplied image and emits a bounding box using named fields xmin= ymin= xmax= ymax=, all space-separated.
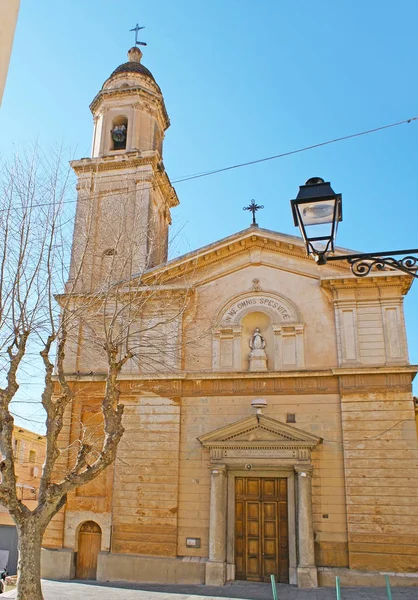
xmin=235 ymin=477 xmax=289 ymax=583
xmin=262 ymin=479 xmax=276 ymax=496
xmin=247 ymin=478 xmax=260 ymax=495
xmin=76 ymin=521 xmax=102 ymax=580
xmin=246 ymin=500 xmax=261 ymax=581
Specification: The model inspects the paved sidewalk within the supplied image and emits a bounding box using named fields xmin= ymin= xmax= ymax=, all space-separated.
xmin=3 ymin=579 xmax=418 ymax=600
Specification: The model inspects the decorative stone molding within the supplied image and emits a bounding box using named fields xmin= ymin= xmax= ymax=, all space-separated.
xmin=118 ymin=372 xmax=339 ymax=397
xmin=64 ymin=510 xmax=111 ymax=552
xmin=339 ymin=371 xmax=413 ymax=393
xmin=62 ymin=366 xmax=416 ymax=397
xmin=218 ymin=292 xmax=300 ymax=326
xmin=198 ymin=414 xmax=322 ymax=467
xmin=321 ymin=276 xmax=411 ymax=368
xmin=142 ymin=228 xmax=354 ymax=287
xmin=212 ymin=291 xmax=305 ymax=372
xmin=321 ymin=275 xmax=413 ymax=296
xmin=200 ymin=415 xmax=321 ymax=588
xmin=90 ymin=85 xmax=169 ymax=132
xmin=294 ymin=464 xmax=314 ymax=476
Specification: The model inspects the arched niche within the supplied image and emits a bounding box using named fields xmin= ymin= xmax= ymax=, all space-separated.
xmin=240 ymin=311 xmax=272 ymax=371
xmin=212 ymin=292 xmax=304 ymax=372
xmin=110 ymin=115 xmax=128 ymax=150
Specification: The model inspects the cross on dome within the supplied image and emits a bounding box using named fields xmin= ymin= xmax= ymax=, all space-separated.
xmin=129 ymin=23 xmax=147 ymax=47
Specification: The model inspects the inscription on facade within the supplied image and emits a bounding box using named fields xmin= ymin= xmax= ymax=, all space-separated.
xmin=223 ymin=449 xmax=298 ymax=458
xmin=223 ymin=296 xmax=292 ymax=323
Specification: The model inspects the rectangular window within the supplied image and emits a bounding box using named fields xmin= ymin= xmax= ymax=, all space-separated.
xmin=19 ymin=441 xmax=25 ymax=464
xmin=29 ymin=450 xmax=36 ymax=463
xmin=13 ymin=438 xmax=19 ymax=458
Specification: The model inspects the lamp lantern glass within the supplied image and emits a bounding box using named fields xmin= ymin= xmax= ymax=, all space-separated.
xmin=290 ymin=177 xmax=342 ymax=264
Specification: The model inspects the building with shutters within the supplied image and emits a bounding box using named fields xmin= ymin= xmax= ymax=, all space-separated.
xmin=40 ymin=45 xmax=418 ymax=588
xmin=0 ymin=425 xmax=46 ymax=575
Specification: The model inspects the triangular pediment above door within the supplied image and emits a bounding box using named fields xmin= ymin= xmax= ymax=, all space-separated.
xmin=198 ymin=413 xmax=322 ymax=450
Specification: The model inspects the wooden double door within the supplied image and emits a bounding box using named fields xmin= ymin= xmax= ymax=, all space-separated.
xmin=235 ymin=477 xmax=289 ymax=583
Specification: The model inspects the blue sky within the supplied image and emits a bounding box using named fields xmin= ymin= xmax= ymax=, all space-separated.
xmin=1 ymin=1 xmax=417 ymax=425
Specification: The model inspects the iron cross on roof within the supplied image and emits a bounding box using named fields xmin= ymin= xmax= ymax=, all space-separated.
xmin=130 ymin=23 xmax=147 ymax=46
xmin=243 ymin=199 xmax=264 ymax=227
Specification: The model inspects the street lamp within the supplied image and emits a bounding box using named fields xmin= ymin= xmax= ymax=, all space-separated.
xmin=290 ymin=177 xmax=342 ymax=265
xmin=291 ymin=177 xmax=418 ymax=278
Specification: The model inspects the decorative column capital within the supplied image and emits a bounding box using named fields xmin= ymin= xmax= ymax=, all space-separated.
xmin=210 ymin=464 xmax=227 ymax=476
xmin=294 ymin=465 xmax=313 ymax=477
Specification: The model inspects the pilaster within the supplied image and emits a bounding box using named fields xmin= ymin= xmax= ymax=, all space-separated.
xmin=205 ymin=464 xmax=227 ymax=585
xmin=295 ymin=466 xmax=318 ymax=588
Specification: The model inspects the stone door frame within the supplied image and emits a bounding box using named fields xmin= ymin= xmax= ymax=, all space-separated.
xmin=198 ymin=413 xmax=321 ymax=588
xmin=226 ymin=468 xmax=297 ymax=584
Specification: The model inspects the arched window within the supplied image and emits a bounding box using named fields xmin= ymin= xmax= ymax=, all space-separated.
xmin=111 ymin=116 xmax=128 ymax=150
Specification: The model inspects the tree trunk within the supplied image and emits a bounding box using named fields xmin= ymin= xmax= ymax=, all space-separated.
xmin=15 ymin=519 xmax=45 ymax=600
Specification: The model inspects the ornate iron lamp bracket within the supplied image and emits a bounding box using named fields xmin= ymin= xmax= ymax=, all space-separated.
xmin=326 ymin=249 xmax=418 ymax=278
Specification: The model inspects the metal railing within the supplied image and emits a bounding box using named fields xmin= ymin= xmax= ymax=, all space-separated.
xmin=270 ymin=573 xmax=394 ymax=599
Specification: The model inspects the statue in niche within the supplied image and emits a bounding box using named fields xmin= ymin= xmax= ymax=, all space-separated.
xmin=250 ymin=328 xmax=266 ymax=351
xmin=248 ymin=327 xmax=268 ymax=372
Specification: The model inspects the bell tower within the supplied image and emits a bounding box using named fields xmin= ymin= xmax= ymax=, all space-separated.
xmin=68 ymin=46 xmax=178 ymax=292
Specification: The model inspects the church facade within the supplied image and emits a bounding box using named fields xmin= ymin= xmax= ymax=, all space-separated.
xmin=41 ymin=47 xmax=418 ymax=588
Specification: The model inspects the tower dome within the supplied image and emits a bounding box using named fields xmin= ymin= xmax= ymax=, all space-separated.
xmin=109 ymin=47 xmax=156 ymax=81
xmin=99 ymin=46 xmax=161 ymax=94
xmin=89 ymin=46 xmax=169 ymax=158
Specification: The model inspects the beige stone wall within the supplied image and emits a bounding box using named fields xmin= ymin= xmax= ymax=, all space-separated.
xmin=43 ymin=383 xmax=112 ymax=548
xmin=41 ymin=375 xmax=418 ymax=577
xmin=42 ymin=397 xmax=73 ymax=549
xmin=111 ymin=395 xmax=180 ymax=556
xmin=340 ymin=382 xmax=418 ymax=571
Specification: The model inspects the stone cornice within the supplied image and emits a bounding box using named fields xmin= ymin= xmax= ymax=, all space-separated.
xmin=90 ymin=85 xmax=170 ymax=131
xmin=71 ymin=152 xmax=157 ymax=174
xmin=321 ymin=275 xmax=413 ymax=295
xmin=138 ymin=229 xmax=414 ymax=291
xmin=154 ymin=167 xmax=179 ymax=207
xmin=12 ymin=426 xmax=45 ymax=443
xmin=332 ymin=365 xmax=417 ymax=376
xmin=61 ymin=365 xmax=417 ymax=397
xmin=55 ymin=286 xmax=191 ymax=307
xmin=338 ymin=369 xmax=416 ymax=394
xmin=70 ymin=151 xmax=179 ymax=208
xmin=140 ymin=229 xmax=355 ymax=286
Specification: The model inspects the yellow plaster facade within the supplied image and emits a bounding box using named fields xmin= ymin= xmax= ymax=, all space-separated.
xmin=40 ymin=47 xmax=418 ymax=588
xmin=0 ymin=425 xmax=46 ymax=525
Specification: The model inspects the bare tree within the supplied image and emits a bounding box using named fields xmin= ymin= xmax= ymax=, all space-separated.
xmin=0 ymin=147 xmax=193 ymax=600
